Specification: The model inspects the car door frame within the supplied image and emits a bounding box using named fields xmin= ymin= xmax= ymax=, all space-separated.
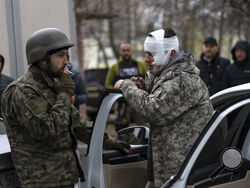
xmin=79 ymin=91 xmax=123 ymax=188
xmin=162 ymin=97 xmax=250 ymax=188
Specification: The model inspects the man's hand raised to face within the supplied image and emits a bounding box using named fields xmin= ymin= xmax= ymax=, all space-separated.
xmin=131 ymin=77 xmax=145 ymax=89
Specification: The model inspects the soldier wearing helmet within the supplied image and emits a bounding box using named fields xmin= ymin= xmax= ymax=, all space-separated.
xmin=1 ymin=28 xmax=130 ymax=188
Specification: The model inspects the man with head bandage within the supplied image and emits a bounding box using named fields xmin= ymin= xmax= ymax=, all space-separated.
xmin=143 ymin=29 xmax=179 ymax=75
xmin=114 ymin=27 xmax=214 ymax=187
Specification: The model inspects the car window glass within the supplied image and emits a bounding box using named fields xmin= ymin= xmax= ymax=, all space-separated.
xmin=187 ymin=103 xmax=250 ymax=187
xmin=105 ymin=98 xmax=149 ymax=144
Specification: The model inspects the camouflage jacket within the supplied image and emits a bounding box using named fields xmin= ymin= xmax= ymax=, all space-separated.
xmin=1 ymin=66 xmax=92 ymax=187
xmin=120 ymin=51 xmax=214 ymax=187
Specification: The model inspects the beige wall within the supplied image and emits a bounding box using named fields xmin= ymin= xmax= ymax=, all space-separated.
xmin=0 ymin=0 xmax=11 ymax=76
xmin=19 ymin=0 xmax=72 ymax=72
xmin=1 ymin=0 xmax=76 ymax=78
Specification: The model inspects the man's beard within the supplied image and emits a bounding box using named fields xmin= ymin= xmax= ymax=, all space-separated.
xmin=123 ymin=56 xmax=131 ymax=62
xmin=204 ymin=52 xmax=215 ymax=59
xmin=49 ymin=70 xmax=62 ymax=78
xmin=46 ymin=59 xmax=65 ymax=78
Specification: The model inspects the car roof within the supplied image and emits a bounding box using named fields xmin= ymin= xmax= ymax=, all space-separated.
xmin=210 ymin=83 xmax=250 ymax=107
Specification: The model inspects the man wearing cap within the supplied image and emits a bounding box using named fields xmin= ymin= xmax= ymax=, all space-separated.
xmin=114 ymin=28 xmax=213 ymax=187
xmin=1 ymin=28 xmax=130 ymax=188
xmin=196 ymin=37 xmax=230 ymax=96
xmin=105 ymin=43 xmax=147 ymax=89
xmin=105 ymin=43 xmax=147 ymax=130
xmin=225 ymin=40 xmax=250 ymax=87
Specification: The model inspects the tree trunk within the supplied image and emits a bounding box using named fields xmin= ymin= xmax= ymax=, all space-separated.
xmin=218 ymin=0 xmax=226 ymax=51
xmin=107 ymin=0 xmax=119 ymax=60
xmin=163 ymin=0 xmax=172 ymax=27
xmin=90 ymin=27 xmax=109 ymax=68
xmin=237 ymin=13 xmax=242 ymax=39
xmin=127 ymin=0 xmax=131 ymax=43
xmin=181 ymin=0 xmax=189 ymax=50
xmin=244 ymin=19 xmax=250 ymax=41
xmin=190 ymin=7 xmax=197 ymax=53
xmin=228 ymin=25 xmax=234 ymax=60
xmin=74 ymin=0 xmax=84 ymax=72
xmin=76 ymin=18 xmax=84 ymax=72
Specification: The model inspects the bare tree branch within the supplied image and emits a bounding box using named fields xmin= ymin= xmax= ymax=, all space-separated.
xmin=228 ymin=0 xmax=250 ymax=19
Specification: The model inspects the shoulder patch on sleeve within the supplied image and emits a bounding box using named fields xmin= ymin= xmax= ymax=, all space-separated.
xmin=24 ymin=96 xmax=48 ymax=116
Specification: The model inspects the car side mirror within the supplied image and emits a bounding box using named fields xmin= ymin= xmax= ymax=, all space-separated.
xmin=117 ymin=126 xmax=149 ymax=145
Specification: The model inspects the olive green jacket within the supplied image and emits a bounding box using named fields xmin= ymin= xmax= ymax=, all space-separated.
xmin=105 ymin=56 xmax=147 ymax=89
xmin=1 ymin=66 xmax=92 ymax=187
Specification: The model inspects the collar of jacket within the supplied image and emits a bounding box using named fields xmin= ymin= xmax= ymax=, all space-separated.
xmin=153 ymin=51 xmax=199 ymax=83
xmin=119 ymin=56 xmax=136 ymax=64
xmin=155 ymin=51 xmax=190 ymax=76
xmin=29 ymin=65 xmax=55 ymax=87
xmin=200 ymin=52 xmax=220 ymax=63
xmin=235 ymin=59 xmax=250 ymax=68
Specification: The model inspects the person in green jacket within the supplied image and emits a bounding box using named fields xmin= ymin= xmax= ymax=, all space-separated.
xmin=105 ymin=43 xmax=147 ymax=89
xmin=1 ymin=28 xmax=130 ymax=188
xmin=105 ymin=43 xmax=148 ymax=130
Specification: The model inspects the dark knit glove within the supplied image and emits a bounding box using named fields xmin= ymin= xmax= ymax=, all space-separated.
xmin=104 ymin=138 xmax=131 ymax=154
xmin=54 ymin=73 xmax=75 ymax=96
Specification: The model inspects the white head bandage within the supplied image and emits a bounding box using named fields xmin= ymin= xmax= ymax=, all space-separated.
xmin=144 ymin=29 xmax=179 ymax=74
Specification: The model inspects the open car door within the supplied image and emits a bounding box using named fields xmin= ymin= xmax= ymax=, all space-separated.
xmin=79 ymin=90 xmax=149 ymax=188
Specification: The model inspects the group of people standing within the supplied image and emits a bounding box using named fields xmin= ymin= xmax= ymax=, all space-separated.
xmin=196 ymin=36 xmax=250 ymax=96
xmin=106 ymin=36 xmax=250 ymax=99
xmin=1 ymin=26 xmax=250 ymax=188
xmin=104 ymin=31 xmax=250 ymax=188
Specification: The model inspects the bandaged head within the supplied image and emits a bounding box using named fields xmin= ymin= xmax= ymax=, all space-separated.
xmin=144 ymin=29 xmax=179 ymax=74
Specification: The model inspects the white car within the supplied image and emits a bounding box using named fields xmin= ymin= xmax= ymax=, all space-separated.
xmin=1 ymin=83 xmax=250 ymax=188
xmin=0 ymin=119 xmax=19 ymax=188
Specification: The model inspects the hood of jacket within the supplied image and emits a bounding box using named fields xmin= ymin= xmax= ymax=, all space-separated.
xmin=157 ymin=51 xmax=200 ymax=79
xmin=231 ymin=40 xmax=250 ymax=62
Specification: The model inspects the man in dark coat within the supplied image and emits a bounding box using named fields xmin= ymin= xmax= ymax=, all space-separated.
xmin=68 ymin=64 xmax=88 ymax=117
xmin=0 ymin=54 xmax=14 ymax=117
xmin=225 ymin=40 xmax=250 ymax=87
xmin=196 ymin=37 xmax=230 ymax=95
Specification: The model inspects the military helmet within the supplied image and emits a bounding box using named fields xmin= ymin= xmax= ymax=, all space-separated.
xmin=26 ymin=28 xmax=74 ymax=65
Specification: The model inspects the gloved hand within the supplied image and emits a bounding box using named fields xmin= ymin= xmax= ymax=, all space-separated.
xmin=54 ymin=73 xmax=75 ymax=96
xmin=104 ymin=138 xmax=131 ymax=154
xmin=113 ymin=140 xmax=131 ymax=154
